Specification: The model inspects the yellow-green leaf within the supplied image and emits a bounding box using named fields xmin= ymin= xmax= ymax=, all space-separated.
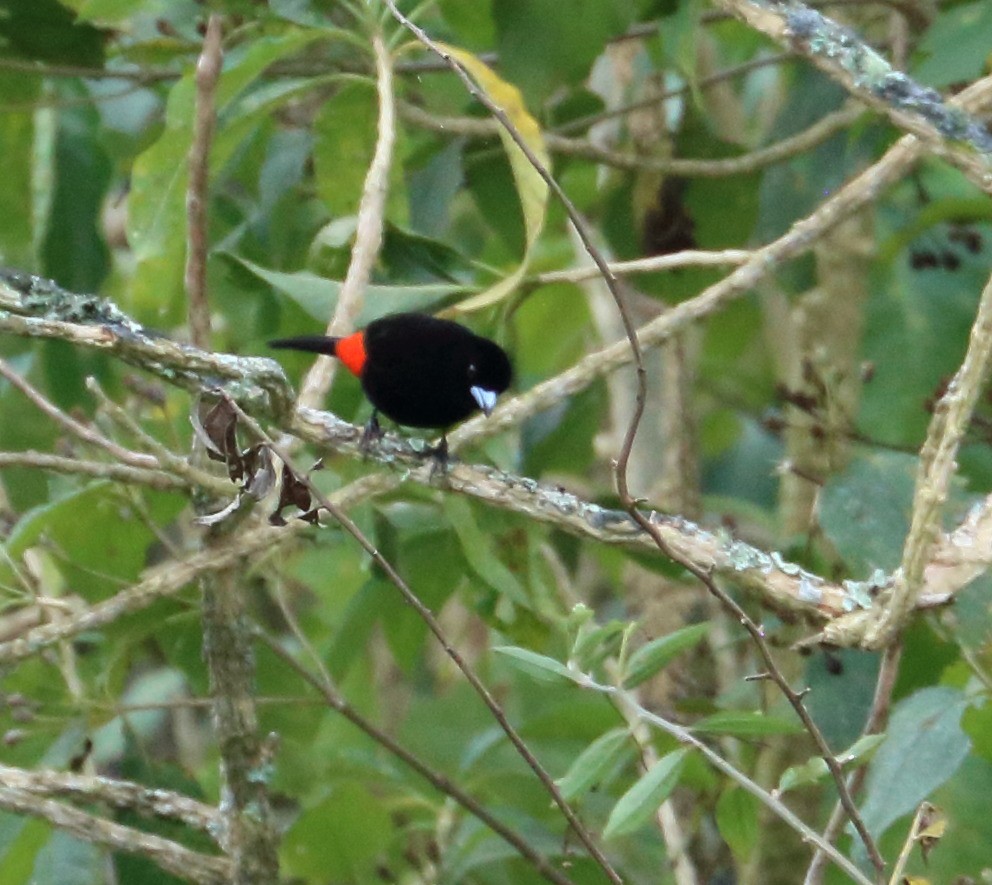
xmin=439 ymin=43 xmax=549 ymax=313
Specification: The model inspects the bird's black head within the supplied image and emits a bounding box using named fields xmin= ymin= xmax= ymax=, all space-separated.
xmin=464 ymin=335 xmax=512 ymax=416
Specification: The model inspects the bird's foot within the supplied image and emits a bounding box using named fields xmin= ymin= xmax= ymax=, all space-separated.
xmin=415 ymin=435 xmax=450 ymax=478
xmin=359 ymin=413 xmax=384 ymax=454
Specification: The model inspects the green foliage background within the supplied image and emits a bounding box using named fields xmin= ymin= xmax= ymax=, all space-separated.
xmin=2 ymin=0 xmax=992 ymax=883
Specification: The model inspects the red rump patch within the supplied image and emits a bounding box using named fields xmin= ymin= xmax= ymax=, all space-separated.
xmin=335 ymin=331 xmax=367 ymax=377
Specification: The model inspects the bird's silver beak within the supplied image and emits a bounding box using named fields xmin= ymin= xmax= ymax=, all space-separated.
xmin=470 ymin=385 xmax=498 ymax=417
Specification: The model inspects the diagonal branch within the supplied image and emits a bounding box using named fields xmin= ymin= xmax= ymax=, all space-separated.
xmin=0 ymin=785 xmax=230 ymax=884
xmin=866 ymin=266 xmax=992 ymax=647
xmin=715 ymin=0 xmax=992 ymax=192
xmin=0 ymin=763 xmax=218 ymax=836
xmin=297 ymin=30 xmax=395 ymax=410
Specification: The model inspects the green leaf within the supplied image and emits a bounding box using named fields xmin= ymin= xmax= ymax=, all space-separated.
xmin=440 ymin=44 xmax=549 ymax=314
xmin=74 ymin=0 xmax=147 ymax=25
xmin=492 ymin=0 xmax=634 ymax=103
xmin=493 ymin=646 xmax=576 ymax=685
xmin=29 ymin=830 xmax=103 ymax=885
xmin=778 ymin=733 xmax=885 ymax=793
xmin=692 ymin=711 xmax=804 ymax=738
xmin=1 ymin=483 xmax=185 ymax=601
xmin=281 ymin=783 xmax=393 ymax=881
xmin=228 ymin=255 xmax=464 ymax=324
xmin=859 ymin=686 xmax=970 ymax=841
xmin=622 ymin=623 xmax=709 ymax=689
xmin=313 ymin=81 xmax=407 ymax=223
xmin=570 ymin=619 xmax=627 ymax=672
xmin=913 ymin=1 xmax=992 ymax=88
xmin=555 ymin=728 xmax=633 ymax=801
xmin=128 ymin=31 xmax=322 ymax=321
xmin=603 ymin=748 xmax=688 ymax=840
xmin=716 ymin=788 xmax=759 ymax=864
xmin=819 ymin=452 xmax=917 ymax=573
xmin=444 ymin=498 xmax=529 ymax=606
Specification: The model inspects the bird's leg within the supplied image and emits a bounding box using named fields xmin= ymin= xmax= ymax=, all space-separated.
xmin=359 ymin=411 xmax=383 ymax=454
xmin=426 ymin=433 xmax=450 ymax=478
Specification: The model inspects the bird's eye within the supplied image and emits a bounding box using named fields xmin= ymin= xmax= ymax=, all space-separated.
xmin=467 ymin=363 xmax=477 ymax=378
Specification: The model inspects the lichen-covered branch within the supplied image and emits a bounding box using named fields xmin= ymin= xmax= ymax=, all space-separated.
xmin=0 ymin=763 xmax=218 ymax=836
xmin=715 ymin=0 xmax=992 ymax=193
xmin=0 ymin=785 xmax=230 ymax=884
xmin=0 ymin=267 xmax=291 ymax=417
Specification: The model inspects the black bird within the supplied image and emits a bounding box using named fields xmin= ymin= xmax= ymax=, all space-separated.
xmin=270 ymin=312 xmax=512 ymax=458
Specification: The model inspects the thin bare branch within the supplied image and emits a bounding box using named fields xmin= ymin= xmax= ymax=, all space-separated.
xmin=0 ymin=786 xmax=230 ymax=884
xmin=0 ymin=357 xmax=158 ymax=469
xmin=297 ymin=31 xmax=395 ymax=410
xmin=0 ymin=763 xmax=218 ymax=836
xmin=185 ymin=14 xmax=223 ymax=350
xmin=227 ymin=395 xmax=621 ymax=884
xmin=401 ymin=101 xmax=865 ymax=178
xmin=868 ymin=267 xmax=992 ymax=646
xmin=258 ymin=631 xmax=579 ymax=885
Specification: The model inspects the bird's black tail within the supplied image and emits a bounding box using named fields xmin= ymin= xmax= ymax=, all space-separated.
xmin=268 ymin=335 xmax=340 ymax=357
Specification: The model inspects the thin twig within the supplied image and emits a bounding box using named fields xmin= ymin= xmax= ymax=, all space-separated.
xmin=402 ymin=101 xmax=865 ymax=178
xmin=257 ymin=630 xmax=579 ymax=885
xmin=578 ymin=676 xmax=875 ymax=885
xmin=535 ymin=249 xmax=752 ymax=284
xmin=867 ymin=267 xmax=992 ymax=647
xmin=552 ymin=53 xmax=794 ymax=136
xmin=225 ymin=396 xmax=620 ymax=885
xmin=185 ymin=14 xmax=223 ymax=350
xmin=0 ymin=357 xmax=159 ymax=469
xmin=0 ymin=450 xmax=187 ymax=490
xmin=297 ymin=30 xmax=395 ymax=410
xmin=804 ymin=641 xmax=902 ymax=885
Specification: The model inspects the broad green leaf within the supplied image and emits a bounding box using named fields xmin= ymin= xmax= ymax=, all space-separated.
xmin=859 ymin=687 xmax=970 ymax=841
xmin=42 ymin=97 xmax=111 ymax=292
xmin=492 ymin=0 xmax=634 ymax=103
xmin=692 ymin=711 xmax=804 ymax=738
xmin=228 ymin=255 xmax=465 ymax=324
xmin=440 ymin=44 xmax=549 ymax=314
xmin=0 ymin=73 xmax=38 ymax=269
xmin=29 ymin=830 xmax=103 ymax=885
xmin=913 ymin=1 xmax=992 ymax=88
xmin=1 ymin=483 xmax=185 ymax=601
xmin=716 ymin=788 xmax=759 ymax=864
xmin=0 ymin=0 xmax=104 ymax=66
xmin=603 ymin=748 xmax=688 ymax=840
xmin=622 ymin=623 xmax=709 ymax=689
xmin=555 ymin=727 xmax=633 ymax=801
xmin=281 ymin=783 xmax=393 ymax=882
xmin=73 ymin=0 xmax=146 ymax=25
xmin=819 ymin=452 xmax=916 ymax=574
xmin=493 ymin=646 xmax=575 ymax=685
xmin=313 ymin=76 xmax=409 ymax=225
xmin=128 ymin=31 xmax=322 ymax=321
xmin=444 ymin=497 xmax=529 ymax=606
xmin=963 ymin=698 xmax=992 ymax=765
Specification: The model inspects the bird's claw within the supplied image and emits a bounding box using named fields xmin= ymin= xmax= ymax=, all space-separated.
xmin=359 ymin=413 xmax=384 ymax=454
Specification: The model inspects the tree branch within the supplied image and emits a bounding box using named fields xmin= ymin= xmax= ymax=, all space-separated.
xmin=0 ymin=785 xmax=230 ymax=884
xmin=715 ymin=0 xmax=992 ymax=193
